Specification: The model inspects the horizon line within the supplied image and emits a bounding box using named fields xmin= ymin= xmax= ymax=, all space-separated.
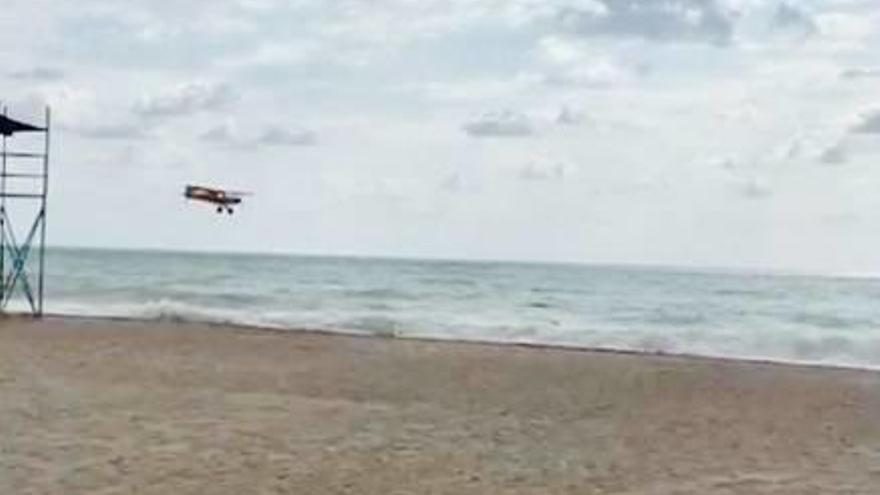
xmin=42 ymin=243 xmax=880 ymax=281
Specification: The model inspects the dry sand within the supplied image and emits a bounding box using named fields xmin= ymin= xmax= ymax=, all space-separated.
xmin=1 ymin=316 xmax=880 ymax=494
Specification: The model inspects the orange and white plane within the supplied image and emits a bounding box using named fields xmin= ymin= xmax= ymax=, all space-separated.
xmin=184 ymin=185 xmax=250 ymax=215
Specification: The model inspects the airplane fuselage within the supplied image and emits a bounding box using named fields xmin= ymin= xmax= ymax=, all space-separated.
xmin=184 ymin=185 xmax=243 ymax=214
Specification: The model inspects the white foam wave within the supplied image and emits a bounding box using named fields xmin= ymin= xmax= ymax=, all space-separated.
xmin=46 ymin=299 xmax=277 ymax=329
xmin=18 ymin=298 xmax=879 ymax=371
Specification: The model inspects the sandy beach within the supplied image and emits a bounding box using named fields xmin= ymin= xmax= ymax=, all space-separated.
xmin=1 ymin=317 xmax=879 ymax=494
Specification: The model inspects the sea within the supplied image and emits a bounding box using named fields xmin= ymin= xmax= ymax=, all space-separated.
xmin=9 ymin=247 xmax=880 ymax=370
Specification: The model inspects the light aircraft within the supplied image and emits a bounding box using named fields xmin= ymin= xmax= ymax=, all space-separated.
xmin=184 ymin=185 xmax=250 ymax=214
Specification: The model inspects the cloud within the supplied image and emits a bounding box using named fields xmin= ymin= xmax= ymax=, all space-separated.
xmin=540 ymin=59 xmax=634 ymax=88
xmin=200 ymin=121 xmax=238 ymax=144
xmin=134 ymin=82 xmax=238 ymax=117
xmin=73 ymin=123 xmax=150 ymax=140
xmin=819 ymin=143 xmax=847 ymax=165
xmin=7 ymin=67 xmax=65 ymax=82
xmin=738 ymin=176 xmax=772 ymax=199
xmin=440 ymin=172 xmax=464 ymax=192
xmin=556 ymin=105 xmax=586 ymax=126
xmin=519 ymin=159 xmax=569 ymax=181
xmin=718 ymin=157 xmax=772 ymax=199
xmin=840 ymin=67 xmax=880 ymax=80
xmin=439 ymin=171 xmax=481 ymax=194
xmin=535 ymin=34 xmax=591 ymax=65
xmin=557 ymin=0 xmax=735 ymax=45
xmin=257 ymin=125 xmax=317 ymax=146
xmin=851 ymin=110 xmax=880 ymax=134
xmin=1 ymin=85 xmax=96 ymax=125
xmin=463 ymin=110 xmax=535 ymax=138
xmin=543 ymin=1 xmax=818 ymax=46
xmin=200 ymin=121 xmax=316 ymax=146
xmin=529 ymin=36 xmax=638 ymax=89
xmin=771 ymin=3 xmax=818 ymax=38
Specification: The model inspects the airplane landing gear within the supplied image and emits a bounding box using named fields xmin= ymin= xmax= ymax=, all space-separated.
xmin=216 ymin=206 xmax=223 ymax=214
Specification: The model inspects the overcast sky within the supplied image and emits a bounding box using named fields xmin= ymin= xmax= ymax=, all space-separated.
xmin=1 ymin=0 xmax=879 ymax=273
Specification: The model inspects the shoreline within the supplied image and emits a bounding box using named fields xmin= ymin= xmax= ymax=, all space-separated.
xmin=18 ymin=312 xmax=880 ymax=375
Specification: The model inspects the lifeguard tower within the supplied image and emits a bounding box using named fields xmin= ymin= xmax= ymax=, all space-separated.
xmin=0 ymin=107 xmax=50 ymax=316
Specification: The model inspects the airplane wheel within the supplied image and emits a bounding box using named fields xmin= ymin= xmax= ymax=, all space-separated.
xmin=216 ymin=206 xmax=223 ymax=213
xmin=227 ymin=208 xmax=234 ymax=215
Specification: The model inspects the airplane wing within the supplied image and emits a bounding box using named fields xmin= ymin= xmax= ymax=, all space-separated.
xmin=224 ymin=191 xmax=253 ymax=198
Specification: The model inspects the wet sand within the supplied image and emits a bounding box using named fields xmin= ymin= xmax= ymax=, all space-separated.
xmin=2 ymin=316 xmax=880 ymax=494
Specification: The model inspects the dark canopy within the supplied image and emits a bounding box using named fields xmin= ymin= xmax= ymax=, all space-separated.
xmin=0 ymin=115 xmax=44 ymax=136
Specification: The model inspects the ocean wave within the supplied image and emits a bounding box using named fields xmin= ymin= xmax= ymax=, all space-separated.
xmin=25 ymin=298 xmax=880 ymax=370
xmin=787 ymin=312 xmax=878 ymax=330
xmin=338 ymin=288 xmax=421 ymax=301
xmin=337 ymin=316 xmax=404 ymax=337
xmin=525 ymin=301 xmax=555 ymax=309
xmin=417 ymin=276 xmax=477 ymax=288
xmin=46 ymin=299 xmax=275 ymax=329
xmin=710 ymin=287 xmax=780 ymax=299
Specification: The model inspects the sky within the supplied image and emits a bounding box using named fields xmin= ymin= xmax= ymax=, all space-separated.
xmin=1 ymin=0 xmax=879 ymax=274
